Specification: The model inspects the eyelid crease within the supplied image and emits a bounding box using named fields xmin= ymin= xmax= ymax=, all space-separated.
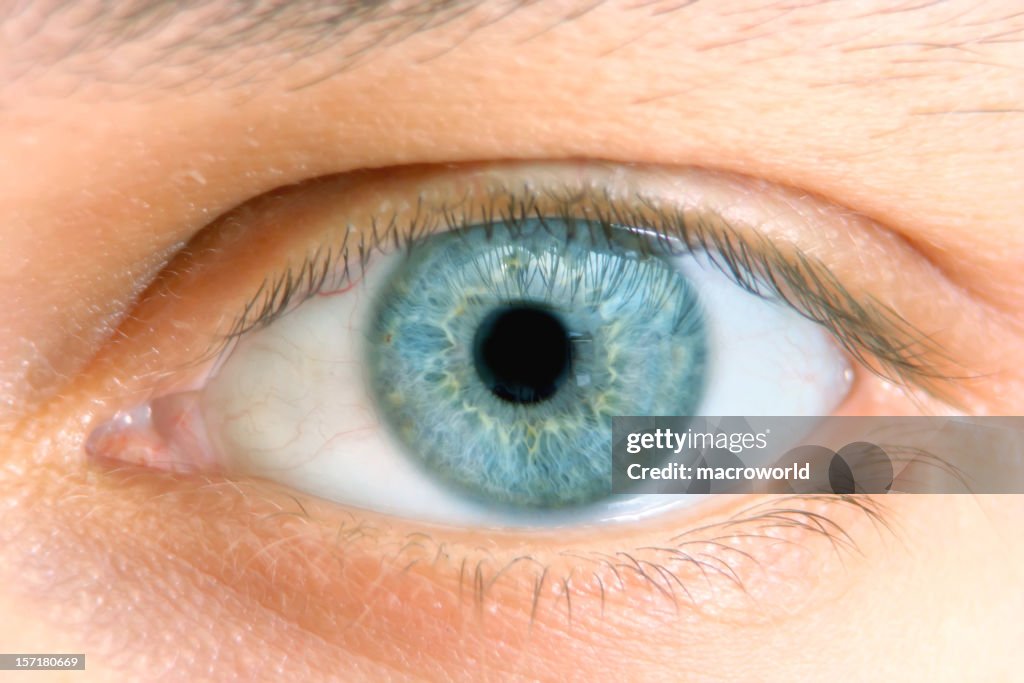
xmin=206 ymin=178 xmax=967 ymax=405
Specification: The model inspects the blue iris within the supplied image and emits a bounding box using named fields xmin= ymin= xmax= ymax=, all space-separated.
xmin=367 ymin=219 xmax=707 ymax=508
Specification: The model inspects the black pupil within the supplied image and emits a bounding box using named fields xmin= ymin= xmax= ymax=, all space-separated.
xmin=473 ymin=303 xmax=572 ymax=404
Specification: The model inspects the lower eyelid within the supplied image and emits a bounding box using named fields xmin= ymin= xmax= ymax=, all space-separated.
xmin=83 ymin=461 xmax=892 ymax=638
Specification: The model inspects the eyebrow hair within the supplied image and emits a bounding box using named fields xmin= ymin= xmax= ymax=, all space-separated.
xmin=5 ymin=0 xmax=1020 ymax=97
xmin=4 ymin=0 xmax=518 ymax=89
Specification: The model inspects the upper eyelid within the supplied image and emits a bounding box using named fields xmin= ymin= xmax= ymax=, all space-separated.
xmin=206 ymin=177 xmax=967 ymax=404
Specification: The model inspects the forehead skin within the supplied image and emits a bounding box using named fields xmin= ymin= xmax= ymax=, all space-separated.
xmin=0 ymin=1 xmax=1023 ymax=681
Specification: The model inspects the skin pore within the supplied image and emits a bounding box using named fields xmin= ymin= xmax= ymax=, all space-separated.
xmin=1 ymin=1 xmax=1023 ymax=680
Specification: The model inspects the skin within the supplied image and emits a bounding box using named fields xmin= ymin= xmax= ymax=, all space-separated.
xmin=1 ymin=1 xmax=1023 ymax=680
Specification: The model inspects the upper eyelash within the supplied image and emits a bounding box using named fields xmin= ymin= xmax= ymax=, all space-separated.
xmin=208 ymin=180 xmax=965 ymax=401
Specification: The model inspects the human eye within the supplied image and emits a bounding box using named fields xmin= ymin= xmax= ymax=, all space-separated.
xmin=82 ymin=160 xmax=965 ymax=534
xmin=7 ymin=1 xmax=1024 ymax=679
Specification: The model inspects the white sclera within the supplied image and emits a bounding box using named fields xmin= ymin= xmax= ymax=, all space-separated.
xmin=676 ymin=252 xmax=852 ymax=416
xmin=200 ymin=249 xmax=851 ymax=527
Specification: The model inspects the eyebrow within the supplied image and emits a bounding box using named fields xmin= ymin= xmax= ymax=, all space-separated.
xmin=4 ymin=0 xmax=512 ymax=88
xmin=5 ymin=0 xmax=1019 ymax=97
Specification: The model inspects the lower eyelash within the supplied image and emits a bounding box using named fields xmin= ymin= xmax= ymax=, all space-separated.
xmin=317 ymin=493 xmax=895 ymax=626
